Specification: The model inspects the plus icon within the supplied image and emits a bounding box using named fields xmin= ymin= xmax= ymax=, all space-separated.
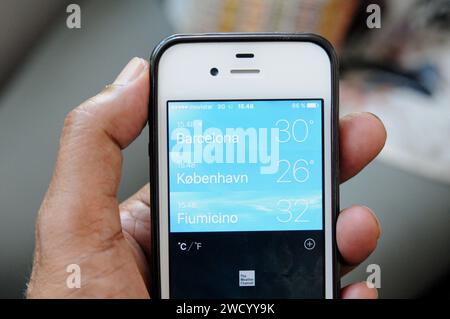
xmin=304 ymin=238 xmax=316 ymax=250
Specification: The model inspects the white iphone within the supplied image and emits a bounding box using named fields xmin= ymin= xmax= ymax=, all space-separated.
xmin=149 ymin=33 xmax=339 ymax=299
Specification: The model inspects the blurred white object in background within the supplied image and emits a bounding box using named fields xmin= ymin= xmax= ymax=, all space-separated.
xmin=341 ymin=0 xmax=450 ymax=184
xmin=341 ymin=44 xmax=450 ymax=184
xmin=165 ymin=0 xmax=358 ymax=49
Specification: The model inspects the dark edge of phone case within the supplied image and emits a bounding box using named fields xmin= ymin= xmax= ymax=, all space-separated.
xmin=148 ymin=32 xmax=340 ymax=300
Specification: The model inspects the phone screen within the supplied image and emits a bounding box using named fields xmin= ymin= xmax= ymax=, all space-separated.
xmin=167 ymin=99 xmax=324 ymax=298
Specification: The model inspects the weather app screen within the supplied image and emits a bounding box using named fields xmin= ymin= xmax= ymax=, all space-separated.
xmin=167 ymin=99 xmax=324 ymax=298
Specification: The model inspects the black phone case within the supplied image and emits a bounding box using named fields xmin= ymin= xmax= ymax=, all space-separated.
xmin=149 ymin=33 xmax=340 ymax=299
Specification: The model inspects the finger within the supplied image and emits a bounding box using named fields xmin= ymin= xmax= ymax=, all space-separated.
xmin=123 ymin=231 xmax=150 ymax=288
xmin=38 ymin=57 xmax=149 ymax=245
xmin=341 ymin=282 xmax=378 ymax=299
xmin=340 ymin=112 xmax=387 ymax=183
xmin=337 ymin=205 xmax=381 ymax=276
xmin=120 ymin=184 xmax=151 ymax=255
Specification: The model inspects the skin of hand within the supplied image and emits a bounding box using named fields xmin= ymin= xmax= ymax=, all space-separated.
xmin=26 ymin=57 xmax=386 ymax=299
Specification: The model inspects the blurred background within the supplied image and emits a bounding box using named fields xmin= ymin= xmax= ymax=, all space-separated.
xmin=0 ymin=0 xmax=449 ymax=298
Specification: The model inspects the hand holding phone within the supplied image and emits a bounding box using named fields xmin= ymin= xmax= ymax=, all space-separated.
xmin=27 ymin=52 xmax=384 ymax=299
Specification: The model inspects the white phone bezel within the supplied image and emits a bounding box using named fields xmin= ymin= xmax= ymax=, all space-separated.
xmin=155 ymin=40 xmax=334 ymax=299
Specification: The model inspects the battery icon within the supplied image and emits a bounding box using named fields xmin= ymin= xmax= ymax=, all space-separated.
xmin=306 ymin=102 xmax=317 ymax=109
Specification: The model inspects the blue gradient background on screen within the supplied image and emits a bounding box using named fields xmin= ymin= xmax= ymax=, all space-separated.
xmin=168 ymin=100 xmax=323 ymax=232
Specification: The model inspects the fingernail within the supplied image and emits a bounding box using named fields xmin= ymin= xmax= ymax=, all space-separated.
xmin=114 ymin=57 xmax=147 ymax=85
xmin=341 ymin=112 xmax=363 ymax=120
xmin=367 ymin=112 xmax=383 ymax=123
xmin=363 ymin=205 xmax=382 ymax=239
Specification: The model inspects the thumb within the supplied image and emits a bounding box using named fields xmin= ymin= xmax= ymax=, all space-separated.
xmin=38 ymin=57 xmax=149 ymax=249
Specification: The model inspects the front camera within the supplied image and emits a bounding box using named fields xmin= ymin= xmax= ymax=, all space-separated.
xmin=210 ymin=67 xmax=219 ymax=76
